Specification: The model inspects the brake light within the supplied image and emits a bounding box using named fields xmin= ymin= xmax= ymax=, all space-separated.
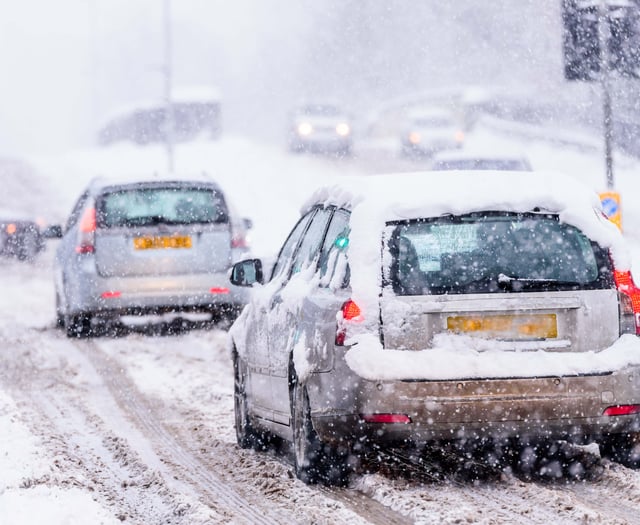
xmin=614 ymin=269 xmax=640 ymax=335
xmin=75 ymin=207 xmax=96 ymax=254
xmin=6 ymin=223 xmax=16 ymax=235
xmin=209 ymin=287 xmax=230 ymax=294
xmin=101 ymin=291 xmax=121 ymax=299
xmin=342 ymin=299 xmax=362 ymax=321
xmin=360 ymin=413 xmax=412 ymax=424
xmin=603 ymin=404 xmax=640 ymax=416
xmin=336 ymin=299 xmax=364 ymax=345
xmin=231 ymin=235 xmax=247 ymax=249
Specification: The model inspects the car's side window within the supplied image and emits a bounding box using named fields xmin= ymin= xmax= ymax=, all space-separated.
xmin=270 ymin=209 xmax=316 ymax=281
xmin=289 ymin=208 xmax=333 ymax=276
xmin=65 ymin=191 xmax=90 ymax=233
xmin=318 ymin=208 xmax=351 ymax=288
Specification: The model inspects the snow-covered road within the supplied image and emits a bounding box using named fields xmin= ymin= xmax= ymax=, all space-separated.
xmin=4 ymin=122 xmax=640 ymax=524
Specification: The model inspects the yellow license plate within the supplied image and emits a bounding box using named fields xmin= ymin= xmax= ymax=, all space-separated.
xmin=133 ymin=235 xmax=192 ymax=250
xmin=447 ymin=314 xmax=557 ymax=339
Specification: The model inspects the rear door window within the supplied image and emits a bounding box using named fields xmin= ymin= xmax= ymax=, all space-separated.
xmin=97 ymin=187 xmax=228 ymax=228
xmin=387 ymin=213 xmax=613 ymax=295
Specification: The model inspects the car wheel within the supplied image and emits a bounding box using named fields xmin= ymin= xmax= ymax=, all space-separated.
xmin=65 ymin=313 xmax=93 ymax=338
xmin=55 ymin=293 xmax=65 ymax=329
xmin=290 ymin=372 xmax=350 ymax=486
xmin=233 ymin=352 xmax=267 ymax=450
xmin=600 ymin=432 xmax=640 ymax=468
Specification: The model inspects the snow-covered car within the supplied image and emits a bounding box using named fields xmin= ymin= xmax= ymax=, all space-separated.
xmin=429 ymin=150 xmax=532 ymax=171
xmin=0 ymin=210 xmax=44 ymax=261
xmin=400 ymin=107 xmax=464 ymax=157
xmin=53 ymin=174 xmax=251 ymax=337
xmin=287 ymin=103 xmax=353 ymax=156
xmin=229 ymin=170 xmax=640 ymax=486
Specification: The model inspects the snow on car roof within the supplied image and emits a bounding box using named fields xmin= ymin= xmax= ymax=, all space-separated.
xmin=88 ymin=172 xmax=223 ymax=192
xmin=304 ymin=170 xmax=629 ymax=314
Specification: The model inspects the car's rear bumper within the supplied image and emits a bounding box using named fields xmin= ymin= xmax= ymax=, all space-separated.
xmin=308 ymin=364 xmax=640 ymax=447
xmin=64 ymin=259 xmax=249 ymax=319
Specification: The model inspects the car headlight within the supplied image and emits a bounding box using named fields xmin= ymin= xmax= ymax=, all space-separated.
xmin=408 ymin=131 xmax=421 ymax=145
xmin=297 ymin=122 xmax=313 ymax=136
xmin=336 ymin=122 xmax=350 ymax=137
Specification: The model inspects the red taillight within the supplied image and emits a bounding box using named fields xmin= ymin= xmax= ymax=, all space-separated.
xmin=6 ymin=223 xmax=16 ymax=235
xmin=603 ymin=404 xmax=640 ymax=416
xmin=101 ymin=291 xmax=121 ymax=299
xmin=336 ymin=299 xmax=364 ymax=345
xmin=360 ymin=413 xmax=412 ymax=424
xmin=342 ymin=299 xmax=362 ymax=321
xmin=614 ymin=269 xmax=640 ymax=335
xmin=231 ymin=235 xmax=247 ymax=249
xmin=75 ymin=207 xmax=96 ymax=254
xmin=210 ymin=287 xmax=230 ymax=294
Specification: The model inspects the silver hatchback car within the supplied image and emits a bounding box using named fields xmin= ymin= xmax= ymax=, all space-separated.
xmin=54 ymin=175 xmax=250 ymax=337
xmin=229 ymin=171 xmax=640 ymax=485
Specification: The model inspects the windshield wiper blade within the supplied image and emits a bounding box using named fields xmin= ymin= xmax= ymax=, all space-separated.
xmin=497 ymin=273 xmax=579 ymax=287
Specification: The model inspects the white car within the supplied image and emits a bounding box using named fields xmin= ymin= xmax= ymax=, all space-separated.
xmin=288 ymin=104 xmax=352 ymax=156
xmin=229 ymin=169 xmax=640 ymax=485
xmin=400 ymin=107 xmax=464 ymax=157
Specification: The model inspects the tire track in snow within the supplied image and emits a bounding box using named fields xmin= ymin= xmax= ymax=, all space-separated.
xmin=84 ymin=339 xmax=291 ymax=525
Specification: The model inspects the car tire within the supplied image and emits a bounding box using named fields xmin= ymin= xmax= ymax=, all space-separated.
xmin=233 ymin=352 xmax=267 ymax=450
xmin=65 ymin=313 xmax=93 ymax=338
xmin=290 ymin=371 xmax=350 ymax=486
xmin=55 ymin=293 xmax=65 ymax=329
xmin=600 ymin=432 xmax=640 ymax=468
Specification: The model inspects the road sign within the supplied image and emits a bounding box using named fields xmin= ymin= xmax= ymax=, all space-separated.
xmin=600 ymin=190 xmax=622 ymax=230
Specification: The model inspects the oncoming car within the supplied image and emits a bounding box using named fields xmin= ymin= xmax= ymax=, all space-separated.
xmin=287 ymin=103 xmax=353 ymax=156
xmin=229 ymin=170 xmax=640 ymax=486
xmin=53 ymin=175 xmax=251 ymax=337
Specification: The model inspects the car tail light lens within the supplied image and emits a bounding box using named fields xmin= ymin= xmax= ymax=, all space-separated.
xmin=101 ymin=291 xmax=121 ymax=299
xmin=76 ymin=207 xmax=96 ymax=254
xmin=6 ymin=223 xmax=16 ymax=235
xmin=336 ymin=299 xmax=363 ymax=346
xmin=360 ymin=413 xmax=412 ymax=424
xmin=613 ymin=269 xmax=640 ymax=335
xmin=231 ymin=234 xmax=248 ymax=249
xmin=603 ymin=404 xmax=640 ymax=416
xmin=209 ymin=287 xmax=230 ymax=294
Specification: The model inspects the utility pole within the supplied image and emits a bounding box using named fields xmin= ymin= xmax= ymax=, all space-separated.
xmin=598 ymin=0 xmax=614 ymax=189
xmin=163 ymin=0 xmax=175 ymax=174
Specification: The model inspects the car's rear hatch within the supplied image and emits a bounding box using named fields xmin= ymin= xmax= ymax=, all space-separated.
xmin=380 ymin=212 xmax=620 ymax=355
xmin=93 ymin=182 xmax=232 ymax=277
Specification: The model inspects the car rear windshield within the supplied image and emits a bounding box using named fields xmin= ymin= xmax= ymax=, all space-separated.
xmin=387 ymin=213 xmax=614 ymax=295
xmin=96 ymin=186 xmax=229 ymax=228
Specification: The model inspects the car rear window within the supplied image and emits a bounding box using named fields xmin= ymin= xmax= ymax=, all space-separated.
xmin=387 ymin=213 xmax=613 ymax=295
xmin=97 ymin=186 xmax=229 ymax=228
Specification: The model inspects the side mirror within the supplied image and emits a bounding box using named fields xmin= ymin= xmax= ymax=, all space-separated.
xmin=242 ymin=217 xmax=253 ymax=230
xmin=42 ymin=224 xmax=63 ymax=239
xmin=230 ymin=259 xmax=263 ymax=286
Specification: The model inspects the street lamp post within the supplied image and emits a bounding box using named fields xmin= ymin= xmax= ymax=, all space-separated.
xmin=598 ymin=0 xmax=614 ymax=189
xmin=163 ymin=0 xmax=174 ymax=174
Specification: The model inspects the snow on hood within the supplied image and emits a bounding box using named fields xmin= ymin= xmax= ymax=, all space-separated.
xmin=304 ymin=170 xmax=629 ymax=318
xmin=346 ymin=333 xmax=640 ymax=381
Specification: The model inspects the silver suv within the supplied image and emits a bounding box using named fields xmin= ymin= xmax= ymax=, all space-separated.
xmin=54 ymin=175 xmax=250 ymax=337
xmin=229 ymin=171 xmax=640 ymax=486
